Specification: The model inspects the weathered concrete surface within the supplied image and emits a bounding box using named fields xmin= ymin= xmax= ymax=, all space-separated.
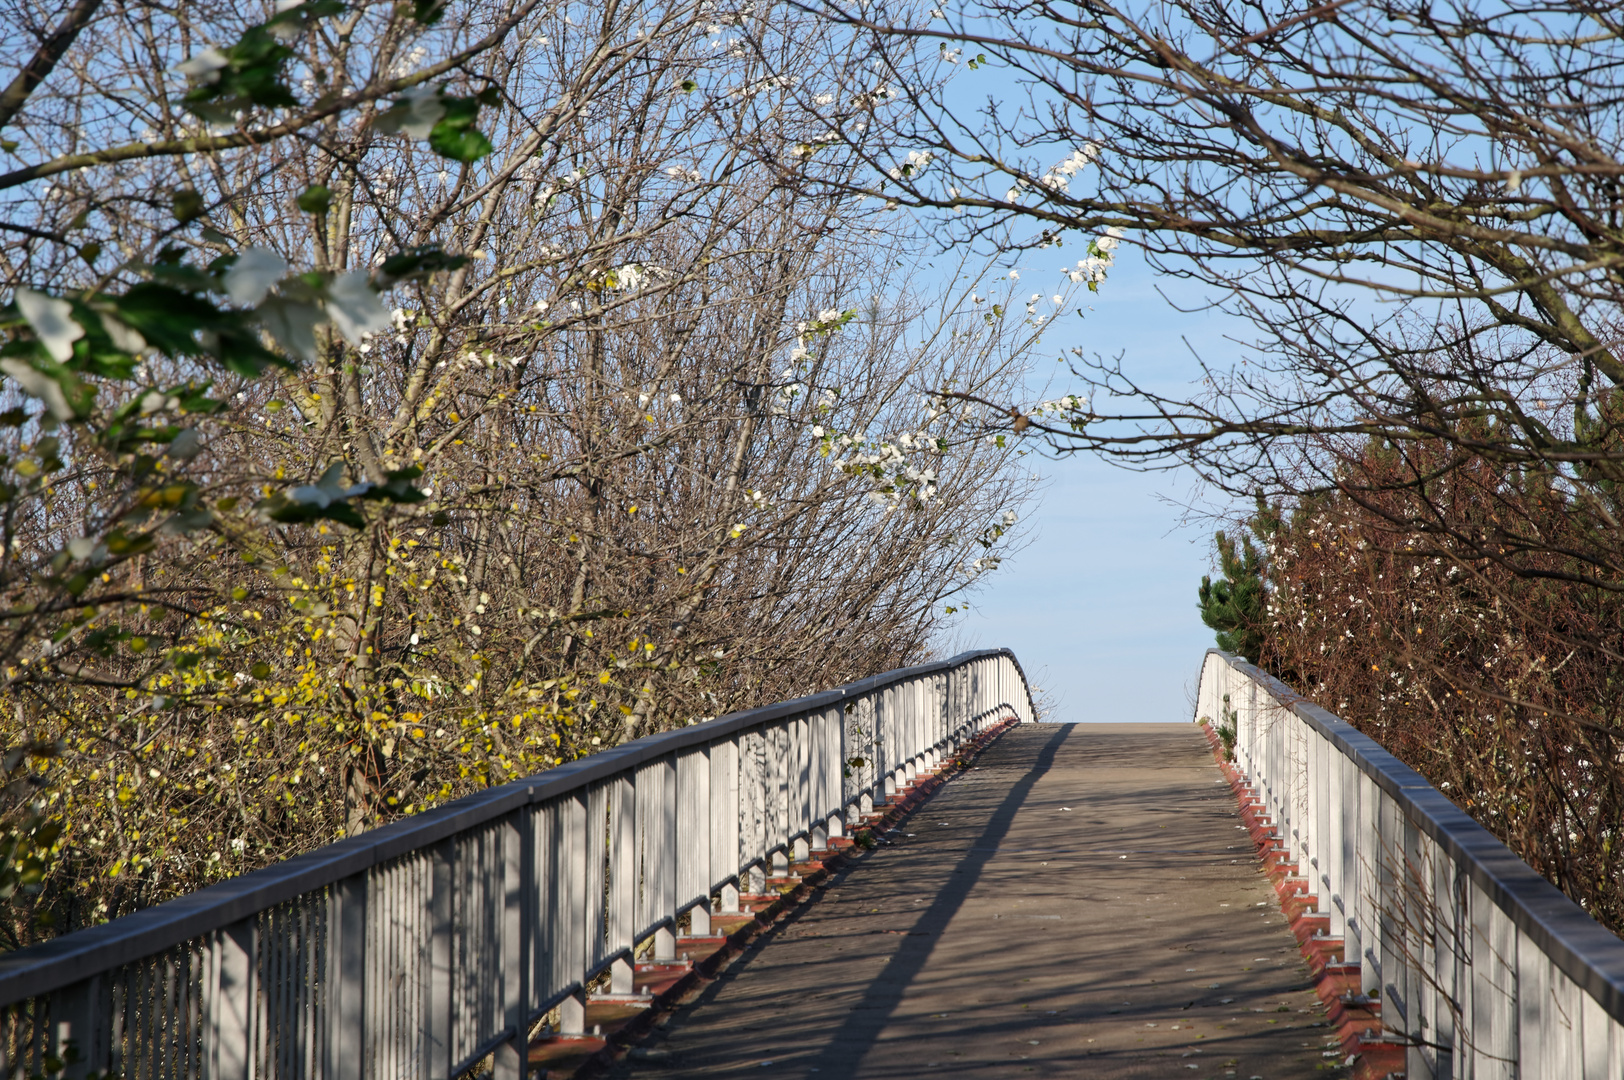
xmin=613 ymin=723 xmax=1336 ymax=1079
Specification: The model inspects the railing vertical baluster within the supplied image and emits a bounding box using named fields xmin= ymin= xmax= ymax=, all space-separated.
xmin=837 ymin=702 xmax=856 ymax=837
xmin=1375 ymin=790 xmax=1404 ymax=1041
xmin=634 ymin=763 xmax=653 ymax=939
xmin=1292 ymin=716 xmax=1308 ymax=873
xmin=711 ymin=736 xmax=740 ymax=913
xmin=909 ymin=680 xmax=922 ymax=780
xmin=204 ymin=921 xmax=253 ymax=1080
xmin=1428 ymin=852 xmax=1463 ymax=1080
xmin=641 ymin=755 xmax=677 ymax=955
xmin=1466 ymin=880 xmax=1502 ymax=1079
xmin=966 ymin=661 xmax=976 ymax=729
xmin=1517 ymin=927 xmax=1550 ymax=1080
xmin=809 ymin=710 xmax=830 ymax=852
xmin=554 ymin=793 xmax=588 ymax=1037
xmin=530 ymin=800 xmax=554 ymax=1015
xmin=964 ymin=664 xmax=973 ymax=734
xmin=931 ymin=679 xmax=943 ymax=769
xmin=832 ymin=704 xmax=848 ymax=840
xmin=794 ymin=712 xmax=811 ymax=861
xmin=889 ymin=686 xmax=900 ymax=787
xmin=966 ymin=662 xmax=974 ymax=732
xmin=1355 ymin=771 xmax=1380 ymax=997
xmin=363 ymin=882 xmax=376 ymax=1080
xmin=493 ymin=811 xmax=528 ymax=1080
xmin=1407 ymin=829 xmax=1439 ymax=1080
xmin=54 ymin=974 xmax=110 ymax=1080
xmin=779 ymin=721 xmax=792 ymax=864
xmin=1334 ymin=752 xmax=1354 ymax=948
xmin=1310 ymin=731 xmax=1327 ymax=920
xmin=881 ymin=690 xmax=898 ymax=804
xmin=1578 ymin=978 xmax=1616 ymax=1077
xmin=609 ymin=775 xmax=635 ymax=993
xmin=739 ymin=729 xmax=766 ymax=896
xmin=364 ymin=870 xmax=377 ymax=1080
xmin=917 ymin=679 xmax=932 ymax=770
xmin=428 ymin=842 xmax=453 ymax=1079
xmin=586 ymin=782 xmax=610 ymax=978
xmin=859 ymin=694 xmax=876 ymax=816
xmin=676 ymin=748 xmax=712 ymax=935
xmin=326 ymin=873 xmax=366 ymax=1080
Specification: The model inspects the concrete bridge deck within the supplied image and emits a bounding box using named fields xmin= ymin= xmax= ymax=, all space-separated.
xmin=611 ymin=723 xmax=1333 ymax=1079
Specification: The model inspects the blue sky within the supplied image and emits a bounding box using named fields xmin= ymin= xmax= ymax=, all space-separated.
xmin=950 ymin=243 xmax=1245 ymax=723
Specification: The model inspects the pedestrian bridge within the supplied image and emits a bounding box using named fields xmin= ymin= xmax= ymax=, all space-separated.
xmin=5 ymin=650 xmax=1622 ymax=1079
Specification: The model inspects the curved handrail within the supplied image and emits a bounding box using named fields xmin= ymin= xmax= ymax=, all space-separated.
xmin=1199 ymin=647 xmax=1624 ymax=1069
xmin=0 ymin=647 xmax=1035 ymax=1077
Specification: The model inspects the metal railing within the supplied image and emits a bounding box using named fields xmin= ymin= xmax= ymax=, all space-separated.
xmin=1197 ymin=649 xmax=1624 ymax=1079
xmin=1 ymin=649 xmax=1033 ymax=1080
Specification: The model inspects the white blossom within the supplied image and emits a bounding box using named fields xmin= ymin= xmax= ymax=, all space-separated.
xmin=224 ymin=247 xmax=287 ymax=307
xmin=1039 ymin=144 xmax=1100 ymax=193
xmin=176 ymin=48 xmax=230 ymax=85
xmin=325 ymin=272 xmax=392 ymax=345
xmin=14 ymin=288 xmax=82 ymax=362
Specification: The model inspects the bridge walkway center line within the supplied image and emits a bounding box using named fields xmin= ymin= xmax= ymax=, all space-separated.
xmin=611 ymin=722 xmax=1334 ymax=1079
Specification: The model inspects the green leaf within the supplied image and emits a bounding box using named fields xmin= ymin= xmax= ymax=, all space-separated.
xmin=428 ymin=123 xmax=492 ymax=163
xmin=427 ymin=96 xmax=493 ymax=162
xmin=372 ymin=86 xmax=446 ymax=138
xmin=113 ymin=283 xmax=290 ymax=376
xmin=0 ymin=356 xmax=89 ymax=421
xmin=105 ymin=530 xmax=156 ymax=557
xmin=174 ymin=386 xmax=226 ymax=414
xmin=258 ymin=493 xmax=367 ymax=529
xmin=83 ymin=627 xmax=126 ymax=657
xmin=163 ymin=507 xmax=215 ymax=533
xmin=182 ymin=25 xmax=299 ymax=118
xmin=111 ymin=284 xmax=217 ymax=356
xmin=255 ymin=463 xmax=379 ymax=528
xmin=296 ymin=184 xmax=333 ymax=214
xmin=375 ymin=246 xmax=470 ymax=286
xmin=171 ymin=187 xmax=205 ymax=224
xmin=410 ymin=0 xmax=448 ymax=23
xmin=681 ymin=78 xmax=698 ymax=93
xmin=359 ymin=465 xmax=428 ymax=503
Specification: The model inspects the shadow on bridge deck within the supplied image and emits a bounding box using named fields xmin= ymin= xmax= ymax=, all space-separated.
xmin=611 ymin=723 xmax=1331 ymax=1079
